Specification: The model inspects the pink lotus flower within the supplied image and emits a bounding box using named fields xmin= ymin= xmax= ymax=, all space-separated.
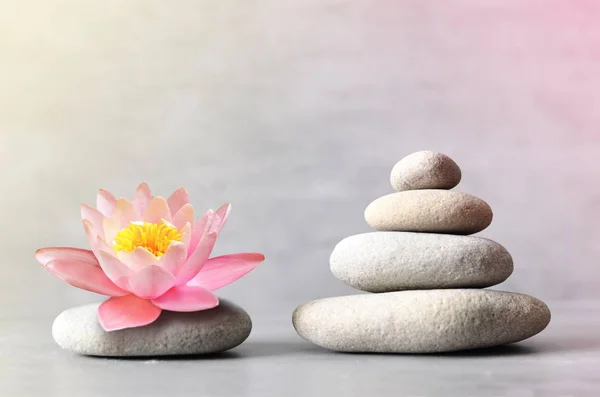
xmin=35 ymin=183 xmax=264 ymax=331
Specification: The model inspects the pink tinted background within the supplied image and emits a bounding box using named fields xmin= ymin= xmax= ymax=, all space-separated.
xmin=0 ymin=0 xmax=599 ymax=324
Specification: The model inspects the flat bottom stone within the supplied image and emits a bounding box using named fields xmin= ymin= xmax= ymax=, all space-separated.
xmin=293 ymin=289 xmax=551 ymax=353
xmin=52 ymin=299 xmax=252 ymax=357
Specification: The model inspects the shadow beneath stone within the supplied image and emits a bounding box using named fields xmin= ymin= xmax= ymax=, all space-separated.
xmin=234 ymin=340 xmax=328 ymax=357
xmin=432 ymin=336 xmax=600 ymax=357
xmin=433 ymin=343 xmax=538 ymax=357
xmin=85 ymin=350 xmax=243 ymax=361
xmin=513 ymin=337 xmax=600 ymax=355
xmin=331 ymin=343 xmax=538 ymax=357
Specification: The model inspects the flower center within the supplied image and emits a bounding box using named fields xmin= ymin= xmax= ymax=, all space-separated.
xmin=113 ymin=221 xmax=182 ymax=257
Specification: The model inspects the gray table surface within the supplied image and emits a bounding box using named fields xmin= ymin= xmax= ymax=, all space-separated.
xmin=1 ymin=300 xmax=598 ymax=397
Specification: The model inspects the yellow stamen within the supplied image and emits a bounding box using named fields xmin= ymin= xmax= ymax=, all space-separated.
xmin=113 ymin=221 xmax=182 ymax=257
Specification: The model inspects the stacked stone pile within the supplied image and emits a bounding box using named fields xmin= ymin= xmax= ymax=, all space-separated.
xmin=293 ymin=151 xmax=550 ymax=353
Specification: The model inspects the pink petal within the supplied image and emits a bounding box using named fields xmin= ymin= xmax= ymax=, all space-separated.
xmin=95 ymin=237 xmax=113 ymax=252
xmin=167 ymin=187 xmax=189 ymax=216
xmin=211 ymin=203 xmax=231 ymax=234
xmin=96 ymin=250 xmax=133 ymax=291
xmin=81 ymin=204 xmax=105 ymax=239
xmin=83 ymin=220 xmax=100 ymax=251
xmin=159 ymin=242 xmax=187 ymax=276
xmin=188 ymin=253 xmax=264 ymax=291
xmin=172 ymin=203 xmax=194 ymax=231
xmin=117 ymin=247 xmax=158 ymax=272
xmin=35 ymin=247 xmax=98 ymax=266
xmin=127 ymin=265 xmax=175 ymax=299
xmin=175 ymin=232 xmax=217 ymax=286
xmin=84 ymin=220 xmax=114 ymax=255
xmin=46 ymin=259 xmax=128 ymax=296
xmin=97 ymin=189 xmax=117 ymax=217
xmin=102 ymin=217 xmax=121 ymax=246
xmin=180 ymin=222 xmax=192 ymax=251
xmin=188 ymin=210 xmax=214 ymax=257
xmin=133 ymin=182 xmax=153 ymax=215
xmin=102 ymin=218 xmax=122 ymax=246
xmin=143 ymin=197 xmax=172 ymax=224
xmin=98 ymin=295 xmax=162 ymax=331
xmin=152 ymin=286 xmax=218 ymax=312
xmin=112 ymin=198 xmax=139 ymax=229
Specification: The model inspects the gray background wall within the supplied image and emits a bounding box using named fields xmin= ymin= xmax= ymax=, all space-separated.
xmin=1 ymin=0 xmax=599 ymax=325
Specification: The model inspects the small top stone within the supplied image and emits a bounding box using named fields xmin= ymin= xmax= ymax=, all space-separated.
xmin=390 ymin=151 xmax=461 ymax=192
